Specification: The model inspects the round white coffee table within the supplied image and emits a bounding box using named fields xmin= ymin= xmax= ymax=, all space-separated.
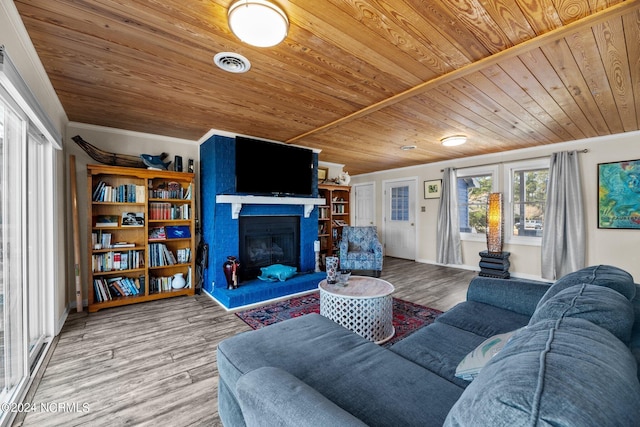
xmin=318 ymin=276 xmax=395 ymax=344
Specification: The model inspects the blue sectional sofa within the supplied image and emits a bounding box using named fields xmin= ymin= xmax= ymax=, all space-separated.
xmin=217 ymin=265 xmax=640 ymax=426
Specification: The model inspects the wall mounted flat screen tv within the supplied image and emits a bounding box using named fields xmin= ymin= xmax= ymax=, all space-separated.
xmin=235 ymin=136 xmax=314 ymax=196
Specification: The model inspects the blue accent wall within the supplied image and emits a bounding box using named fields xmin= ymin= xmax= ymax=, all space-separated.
xmin=199 ymin=135 xmax=319 ymax=294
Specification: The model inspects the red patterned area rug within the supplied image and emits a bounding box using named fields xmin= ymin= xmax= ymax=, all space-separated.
xmin=235 ymin=292 xmax=442 ymax=347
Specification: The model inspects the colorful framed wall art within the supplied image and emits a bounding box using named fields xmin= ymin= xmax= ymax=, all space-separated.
xmin=598 ymin=159 xmax=640 ymax=229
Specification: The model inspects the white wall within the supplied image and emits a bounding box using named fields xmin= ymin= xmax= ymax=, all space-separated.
xmin=350 ymin=131 xmax=640 ymax=281
xmin=66 ymin=122 xmax=200 ymax=307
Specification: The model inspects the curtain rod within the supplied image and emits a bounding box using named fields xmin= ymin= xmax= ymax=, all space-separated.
xmin=440 ymin=148 xmax=589 ymax=172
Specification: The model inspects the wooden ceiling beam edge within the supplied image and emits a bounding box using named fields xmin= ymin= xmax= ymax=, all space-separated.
xmin=286 ymin=0 xmax=639 ymax=144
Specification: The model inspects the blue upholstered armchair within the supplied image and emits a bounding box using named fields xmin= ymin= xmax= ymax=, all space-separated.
xmin=339 ymin=226 xmax=383 ymax=277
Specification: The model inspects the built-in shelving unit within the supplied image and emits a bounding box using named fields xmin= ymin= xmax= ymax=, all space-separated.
xmin=317 ymin=184 xmax=351 ymax=267
xmin=87 ymin=164 xmax=196 ymax=312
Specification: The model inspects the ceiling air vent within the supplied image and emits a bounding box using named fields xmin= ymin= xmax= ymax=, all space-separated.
xmin=214 ymin=52 xmax=251 ymax=73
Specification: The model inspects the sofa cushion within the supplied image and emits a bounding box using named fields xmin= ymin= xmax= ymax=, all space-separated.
xmin=530 ymin=284 xmax=634 ymax=343
xmin=390 ymin=322 xmax=487 ymax=389
xmin=536 ymin=265 xmax=635 ymax=309
xmin=218 ymin=313 xmax=464 ymax=426
xmin=454 ymin=329 xmax=520 ymax=381
xmin=436 ymin=301 xmax=531 ymax=338
xmin=237 ymin=367 xmax=368 ymax=427
xmin=466 ymin=276 xmax=551 ymax=317
xmin=444 ymin=318 xmax=640 ymax=426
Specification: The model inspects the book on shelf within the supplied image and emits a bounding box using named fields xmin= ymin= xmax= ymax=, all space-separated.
xmin=112 ymin=241 xmax=135 ymax=248
xmin=149 ymin=202 xmax=190 ymax=220
xmin=165 ymin=225 xmax=191 ymax=239
xmin=95 ymin=215 xmax=119 ymax=227
xmin=149 ymin=243 xmax=177 ymax=267
xmin=149 ymin=181 xmax=191 ymax=200
xmin=92 ymin=181 xmax=146 ymax=203
xmin=92 ymin=250 xmax=143 ymax=272
xmin=148 ymin=226 xmax=166 ymax=240
xmin=121 ymin=212 xmax=145 ymax=227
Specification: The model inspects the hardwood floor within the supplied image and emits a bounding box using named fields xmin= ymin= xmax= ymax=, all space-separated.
xmin=13 ymin=258 xmax=476 ymax=427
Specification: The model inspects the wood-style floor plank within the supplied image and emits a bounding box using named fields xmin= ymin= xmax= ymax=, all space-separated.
xmin=13 ymin=258 xmax=476 ymax=427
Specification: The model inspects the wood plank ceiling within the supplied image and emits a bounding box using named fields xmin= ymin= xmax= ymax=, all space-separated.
xmin=14 ymin=0 xmax=640 ymax=175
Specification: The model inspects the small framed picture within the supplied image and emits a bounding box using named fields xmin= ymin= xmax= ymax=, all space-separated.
xmin=424 ymin=179 xmax=442 ymax=199
xmin=318 ymin=166 xmax=329 ymax=183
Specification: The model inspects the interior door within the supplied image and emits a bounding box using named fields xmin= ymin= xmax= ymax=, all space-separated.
xmin=353 ymin=183 xmax=374 ymax=226
xmin=383 ymin=180 xmax=416 ymax=260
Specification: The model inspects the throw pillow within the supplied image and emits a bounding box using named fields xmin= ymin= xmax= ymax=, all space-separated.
xmin=455 ymin=329 xmax=520 ymax=381
xmin=257 ymin=264 xmax=297 ymax=282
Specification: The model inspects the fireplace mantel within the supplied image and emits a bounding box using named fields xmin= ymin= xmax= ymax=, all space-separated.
xmin=216 ymin=195 xmax=326 ymax=219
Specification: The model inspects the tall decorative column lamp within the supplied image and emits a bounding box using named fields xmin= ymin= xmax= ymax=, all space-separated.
xmin=479 ymin=192 xmax=511 ymax=278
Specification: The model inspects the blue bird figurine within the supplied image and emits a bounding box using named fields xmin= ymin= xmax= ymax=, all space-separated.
xmin=140 ymin=153 xmax=172 ymax=170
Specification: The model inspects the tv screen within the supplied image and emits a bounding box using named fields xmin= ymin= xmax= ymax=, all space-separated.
xmin=235 ymin=137 xmax=314 ymax=196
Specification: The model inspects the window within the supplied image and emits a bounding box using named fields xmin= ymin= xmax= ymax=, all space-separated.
xmin=506 ymin=159 xmax=549 ymax=244
xmin=390 ymin=185 xmax=409 ymax=221
xmin=457 ymin=166 xmax=498 ymax=239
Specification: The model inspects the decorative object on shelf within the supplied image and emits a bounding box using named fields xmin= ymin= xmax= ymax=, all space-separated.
xmin=486 ymin=192 xmax=504 ymax=253
xmin=72 ymin=135 xmax=168 ymax=169
xmin=317 ymin=167 xmax=328 ymax=183
xmin=424 ymin=179 xmax=442 ymax=199
xmin=335 ymin=171 xmax=351 ymax=185
xmin=188 ymin=158 xmax=194 ymax=173
xmin=140 ymin=153 xmax=171 ymax=170
xmin=171 ymin=272 xmax=186 ymax=289
xmin=325 ymin=256 xmax=338 ymax=284
xmin=223 ymin=256 xmax=240 ymax=289
xmin=228 ymin=0 xmax=289 ymax=47
xmin=165 ymin=225 xmax=191 ymax=239
xmin=174 ymin=155 xmax=183 ymax=172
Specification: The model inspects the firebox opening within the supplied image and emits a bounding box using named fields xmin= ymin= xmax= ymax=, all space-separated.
xmin=238 ymin=216 xmax=300 ymax=282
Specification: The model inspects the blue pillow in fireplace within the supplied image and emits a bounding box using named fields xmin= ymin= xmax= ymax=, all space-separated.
xmin=257 ymin=264 xmax=297 ymax=282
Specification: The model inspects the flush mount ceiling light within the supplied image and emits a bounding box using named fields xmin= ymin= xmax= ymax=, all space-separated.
xmin=400 ymin=145 xmax=417 ymax=151
xmin=228 ymin=0 xmax=289 ymax=48
xmin=441 ymin=135 xmax=467 ymax=147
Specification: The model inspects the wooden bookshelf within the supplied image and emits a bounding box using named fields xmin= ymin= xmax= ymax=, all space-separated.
xmin=317 ymin=183 xmax=350 ymax=268
xmin=87 ymin=164 xmax=196 ymax=312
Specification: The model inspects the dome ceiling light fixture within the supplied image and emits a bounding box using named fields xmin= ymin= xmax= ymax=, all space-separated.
xmin=228 ymin=0 xmax=289 ymax=48
xmin=441 ymin=135 xmax=467 ymax=147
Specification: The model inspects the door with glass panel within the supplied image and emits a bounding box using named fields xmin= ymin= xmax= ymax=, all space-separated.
xmin=383 ymin=179 xmax=416 ymax=260
xmin=0 ymin=89 xmax=27 ymax=409
xmin=0 ymin=87 xmax=52 ymax=425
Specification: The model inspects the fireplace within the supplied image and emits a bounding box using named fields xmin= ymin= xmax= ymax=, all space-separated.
xmin=239 ymin=216 xmax=300 ymax=281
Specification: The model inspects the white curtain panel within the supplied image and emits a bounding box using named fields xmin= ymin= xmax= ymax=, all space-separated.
xmin=437 ymin=167 xmax=462 ymax=265
xmin=541 ymin=151 xmax=586 ymax=280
